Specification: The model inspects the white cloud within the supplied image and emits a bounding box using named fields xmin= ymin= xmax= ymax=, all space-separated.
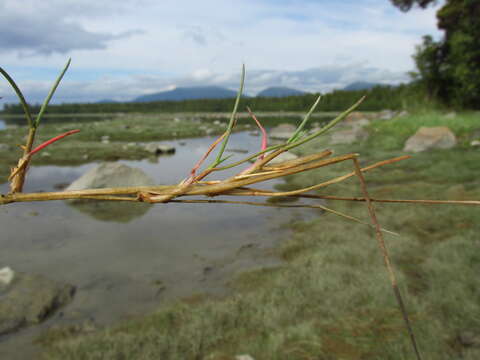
xmin=0 ymin=0 xmax=443 ymax=104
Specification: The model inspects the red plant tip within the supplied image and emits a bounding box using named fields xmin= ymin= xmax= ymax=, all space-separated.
xmin=187 ymin=131 xmax=229 ymax=182
xmin=29 ymin=129 xmax=80 ymax=156
xmin=247 ymin=107 xmax=267 ymax=160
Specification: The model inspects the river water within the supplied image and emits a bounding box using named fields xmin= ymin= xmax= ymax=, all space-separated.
xmin=0 ymin=131 xmax=319 ymax=358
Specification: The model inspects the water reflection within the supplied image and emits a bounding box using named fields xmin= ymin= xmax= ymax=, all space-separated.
xmin=68 ymin=200 xmax=152 ymax=223
xmin=0 ymin=131 xmax=313 ymax=359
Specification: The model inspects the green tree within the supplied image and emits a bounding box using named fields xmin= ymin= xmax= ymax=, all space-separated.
xmin=392 ymin=0 xmax=480 ymax=109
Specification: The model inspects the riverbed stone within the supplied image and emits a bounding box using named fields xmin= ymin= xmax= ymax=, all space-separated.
xmin=330 ymin=126 xmax=368 ymax=145
xmin=345 ymin=111 xmax=369 ymax=124
xmin=403 ymin=126 xmax=457 ymax=153
xmin=235 ymin=355 xmax=256 ymax=360
xmin=65 ymin=163 xmax=155 ymax=222
xmin=66 ymin=162 xmax=156 ymax=191
xmin=144 ymin=143 xmax=176 ymax=155
xmin=458 ymin=330 xmax=480 ymax=347
xmin=377 ymin=109 xmax=396 ymax=120
xmin=445 ymin=111 xmax=457 ymax=119
xmin=0 ymin=267 xmax=14 ymax=286
xmin=269 ymin=123 xmax=297 ymax=140
xmin=0 ymin=271 xmax=75 ymax=336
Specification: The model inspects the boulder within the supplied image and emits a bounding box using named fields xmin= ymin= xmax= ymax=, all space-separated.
xmin=377 ymin=110 xmax=396 ymax=120
xmin=343 ymin=112 xmax=370 ymax=129
xmin=345 ymin=111 xmax=367 ymax=122
xmin=65 ymin=163 xmax=155 ymax=222
xmin=0 ymin=267 xmax=14 ymax=286
xmin=445 ymin=111 xmax=457 ymax=119
xmin=235 ymin=355 xmax=255 ymax=360
xmin=0 ymin=271 xmax=75 ymax=335
xmin=144 ymin=143 xmax=176 ymax=155
xmin=0 ymin=144 xmax=10 ymax=151
xmin=458 ymin=331 xmax=480 ymax=347
xmin=403 ymin=126 xmax=457 ymax=153
xmin=66 ymin=162 xmax=156 ymax=191
xmin=330 ymin=127 xmax=368 ymax=145
xmin=269 ymin=123 xmax=297 ymax=141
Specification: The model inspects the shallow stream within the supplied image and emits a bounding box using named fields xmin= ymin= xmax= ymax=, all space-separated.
xmin=0 ymin=131 xmax=318 ymax=359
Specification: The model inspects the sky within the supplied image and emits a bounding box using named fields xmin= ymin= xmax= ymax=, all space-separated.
xmin=0 ymin=0 xmax=443 ymax=105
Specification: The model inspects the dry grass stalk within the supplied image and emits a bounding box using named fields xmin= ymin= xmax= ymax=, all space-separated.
xmin=352 ymin=157 xmax=423 ymax=360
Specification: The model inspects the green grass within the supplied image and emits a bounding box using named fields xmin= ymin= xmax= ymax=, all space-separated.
xmin=37 ymin=111 xmax=480 ymax=359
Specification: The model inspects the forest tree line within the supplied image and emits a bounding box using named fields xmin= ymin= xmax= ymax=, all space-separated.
xmin=1 ymin=84 xmax=419 ymax=115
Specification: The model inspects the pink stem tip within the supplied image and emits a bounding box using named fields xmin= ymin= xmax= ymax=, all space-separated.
xmin=29 ymin=129 xmax=80 ymax=156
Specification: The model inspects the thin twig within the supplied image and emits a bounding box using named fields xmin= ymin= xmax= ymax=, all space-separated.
xmin=352 ymin=157 xmax=423 ymax=360
xmin=168 ymin=199 xmax=398 ymax=236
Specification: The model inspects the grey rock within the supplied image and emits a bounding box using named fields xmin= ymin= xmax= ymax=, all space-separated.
xmin=101 ymin=135 xmax=110 ymax=144
xmin=0 ymin=272 xmax=75 ymax=335
xmin=235 ymin=355 xmax=255 ymax=360
xmin=458 ymin=331 xmax=480 ymax=347
xmin=344 ymin=111 xmax=370 ymax=125
xmin=65 ymin=163 xmax=154 ymax=222
xmin=378 ymin=109 xmax=396 ymax=120
xmin=269 ymin=123 xmax=297 ymax=140
xmin=158 ymin=145 xmax=176 ymax=154
xmin=330 ymin=127 xmax=368 ymax=145
xmin=66 ymin=162 xmax=156 ymax=191
xmin=0 ymin=267 xmax=14 ymax=286
xmin=404 ymin=126 xmax=457 ymax=153
xmin=144 ymin=143 xmax=176 ymax=155
xmin=471 ymin=140 xmax=480 ymax=147
xmin=397 ymin=110 xmax=409 ymax=117
xmin=0 ymin=144 xmax=10 ymax=151
xmin=445 ymin=111 xmax=457 ymax=119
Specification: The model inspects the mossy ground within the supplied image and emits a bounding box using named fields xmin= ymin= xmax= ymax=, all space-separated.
xmin=25 ymin=111 xmax=480 ymax=359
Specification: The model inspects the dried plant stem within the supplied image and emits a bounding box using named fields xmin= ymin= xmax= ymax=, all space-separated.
xmin=0 ymin=153 xmax=409 ymax=205
xmin=168 ymin=199 xmax=398 ymax=236
xmin=225 ymin=155 xmax=411 ymax=198
xmin=9 ymin=128 xmax=36 ymax=193
xmin=290 ymin=194 xmax=480 ymax=206
xmin=352 ymin=157 xmax=423 ymax=360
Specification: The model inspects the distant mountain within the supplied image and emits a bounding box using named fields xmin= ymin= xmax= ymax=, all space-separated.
xmin=96 ymin=99 xmax=118 ymax=103
xmin=257 ymin=87 xmax=307 ymax=97
xmin=133 ymin=86 xmax=238 ymax=102
xmin=343 ymin=82 xmax=381 ymax=91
